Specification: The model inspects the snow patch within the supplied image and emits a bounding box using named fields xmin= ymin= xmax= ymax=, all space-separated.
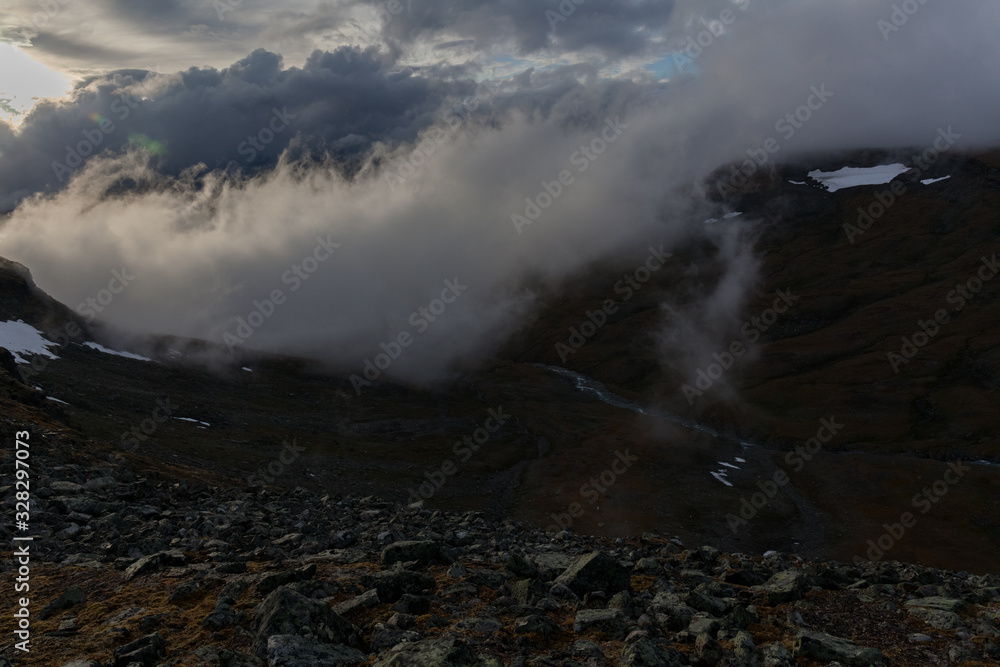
xmin=0 ymin=320 xmax=60 ymax=364
xmin=174 ymin=417 xmax=211 ymax=427
xmin=710 ymin=471 xmax=734 ymax=487
xmin=242 ymin=367 xmax=253 ymax=372
xmin=46 ymin=396 xmax=69 ymax=405
xmin=921 ymin=175 xmax=951 ymax=185
xmin=807 ymin=164 xmax=911 ymax=192
xmin=83 ymin=342 xmax=153 ymax=362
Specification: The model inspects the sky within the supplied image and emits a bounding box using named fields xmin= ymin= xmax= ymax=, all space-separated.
xmin=0 ymin=0 xmax=999 ymax=383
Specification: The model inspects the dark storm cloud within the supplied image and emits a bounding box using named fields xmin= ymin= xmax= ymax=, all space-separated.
xmin=0 ymin=46 xmax=487 ymax=211
xmin=369 ymin=0 xmax=676 ymax=59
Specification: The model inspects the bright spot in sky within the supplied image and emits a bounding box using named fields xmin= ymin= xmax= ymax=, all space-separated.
xmin=0 ymin=44 xmax=72 ymax=124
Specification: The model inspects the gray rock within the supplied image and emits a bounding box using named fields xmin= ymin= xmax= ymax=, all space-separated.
xmin=688 ymin=612 xmax=721 ymax=637
xmin=391 ymin=594 xmax=431 ymax=616
xmin=333 ymin=589 xmax=380 ymax=617
xmin=203 ymin=602 xmax=236 ymax=629
xmin=266 ymin=635 xmax=366 ymax=666
xmin=548 ymin=581 xmax=579 ymax=600
xmin=793 ymin=630 xmax=888 ymax=666
xmin=680 ymin=569 xmax=711 ymax=586
xmin=619 ymin=637 xmax=683 ymax=667
xmin=906 ymin=596 xmax=966 ymax=613
xmin=567 ymin=639 xmax=605 ymax=660
xmin=514 ymin=615 xmax=559 ymax=636
xmin=40 ymin=586 xmax=87 ymax=620
xmin=372 ymin=637 xmax=481 ymax=667
xmin=330 ymin=530 xmax=357 ymax=549
xmin=370 ymin=624 xmax=421 ymax=651
xmin=906 ymin=607 xmax=963 ymax=629
xmin=724 ymin=604 xmax=760 ymax=630
xmin=947 ymin=641 xmax=978 ymax=664
xmin=633 ymin=557 xmax=661 ymax=575
xmin=84 ymin=476 xmax=117 ymax=491
xmin=124 ymin=550 xmax=186 ymax=581
xmin=762 ymin=642 xmax=795 ymax=667
xmin=465 ymin=568 xmax=506 ymax=590
xmin=573 ymin=609 xmax=626 ymax=638
xmin=754 ymin=569 xmax=809 ymax=605
xmin=733 ymin=630 xmax=762 ymax=667
xmin=362 ymin=570 xmax=435 ymax=603
xmin=454 ymin=617 xmax=503 ymax=634
xmin=381 ymin=540 xmax=452 ymax=568
xmin=46 ymin=617 xmax=79 ymax=637
xmin=50 ymin=481 xmax=84 ymax=494
xmin=555 ymin=551 xmax=631 ymax=597
xmin=608 ymin=590 xmax=632 ymax=611
xmin=506 ymin=553 xmax=539 ymax=578
xmin=105 ymin=606 xmax=145 ymax=625
xmin=253 ymin=586 xmax=360 ymax=658
xmin=512 ymin=578 xmax=548 ymax=605
xmin=218 ymin=648 xmax=265 ymax=667
xmin=684 ymin=589 xmax=728 ymax=616
xmin=257 ymin=563 xmax=317 ymax=596
xmin=534 ymin=552 xmax=576 ymax=580
xmin=112 ymin=632 xmax=166 ymax=667
xmin=216 ymin=578 xmax=250 ymax=606
xmin=695 ymin=633 xmax=726 ymax=664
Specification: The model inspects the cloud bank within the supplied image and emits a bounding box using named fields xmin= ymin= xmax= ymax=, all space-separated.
xmin=1 ymin=0 xmax=999 ymax=384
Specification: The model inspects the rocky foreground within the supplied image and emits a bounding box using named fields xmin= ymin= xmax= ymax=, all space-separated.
xmin=1 ymin=420 xmax=999 ymax=667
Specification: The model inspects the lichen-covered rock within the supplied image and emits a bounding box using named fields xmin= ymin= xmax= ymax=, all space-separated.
xmin=333 ymin=589 xmax=381 ymax=616
xmin=253 ymin=586 xmax=360 ymax=658
xmin=266 ymin=635 xmax=366 ymax=667
xmin=257 ymin=563 xmax=317 ymax=595
xmin=371 ymin=638 xmax=481 ymax=667
xmin=762 ymin=642 xmax=795 ymax=667
xmin=793 ymin=630 xmax=888 ymax=666
xmin=753 ymin=569 xmax=809 ymax=605
xmin=573 ymin=608 xmax=626 ymax=638
xmin=620 ymin=637 xmax=684 ymax=667
xmin=555 ymin=551 xmax=631 ymax=596
xmin=112 ymin=632 xmax=166 ymax=667
xmin=124 ymin=550 xmax=186 ymax=580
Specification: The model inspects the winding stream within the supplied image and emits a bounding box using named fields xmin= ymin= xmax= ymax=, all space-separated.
xmin=535 ymin=364 xmax=999 ymax=476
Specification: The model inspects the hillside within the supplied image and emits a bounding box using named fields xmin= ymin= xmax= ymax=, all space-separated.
xmin=0 ymin=149 xmax=997 ymax=577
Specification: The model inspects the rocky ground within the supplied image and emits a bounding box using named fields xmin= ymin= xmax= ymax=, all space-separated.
xmin=1 ymin=412 xmax=999 ymax=667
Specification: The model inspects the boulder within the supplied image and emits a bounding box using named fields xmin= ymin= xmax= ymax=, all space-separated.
xmin=266 ymin=635 xmax=366 ymax=667
xmin=555 ymin=552 xmax=631 ymax=596
xmin=793 ymin=630 xmax=888 ymax=666
xmin=371 ymin=638 xmax=480 ymax=667
xmin=253 ymin=586 xmax=360 ymax=658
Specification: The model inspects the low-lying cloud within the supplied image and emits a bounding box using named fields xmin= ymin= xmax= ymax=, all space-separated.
xmin=1 ymin=0 xmax=998 ymax=386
